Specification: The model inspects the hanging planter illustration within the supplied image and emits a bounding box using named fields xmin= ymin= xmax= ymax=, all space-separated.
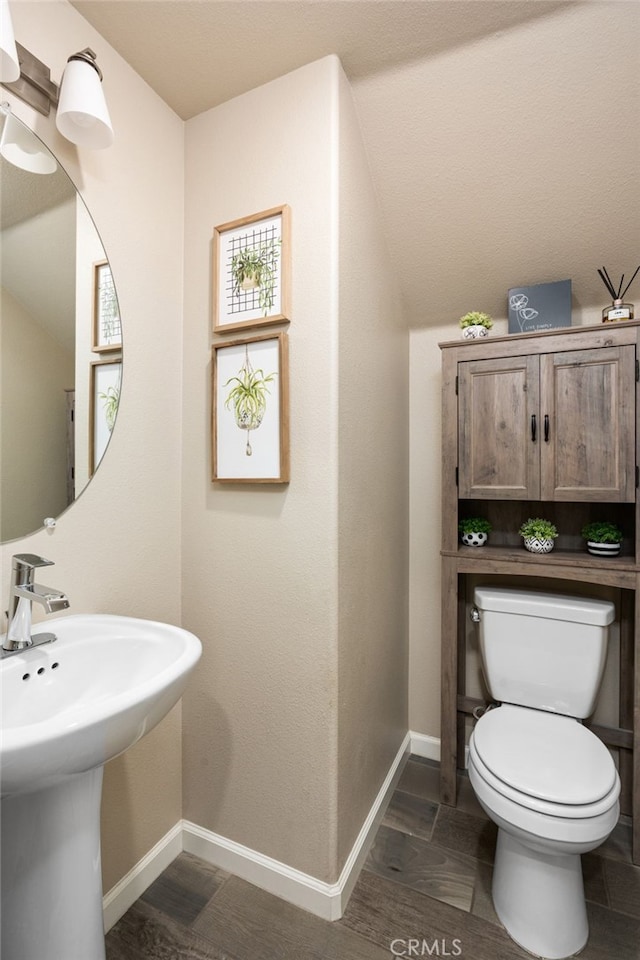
xmin=224 ymin=343 xmax=276 ymax=456
xmin=99 ymin=385 xmax=120 ymax=432
xmin=231 ymin=239 xmax=280 ymax=316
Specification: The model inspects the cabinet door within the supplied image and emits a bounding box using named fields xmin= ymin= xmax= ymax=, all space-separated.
xmin=458 ymin=356 xmax=540 ymax=499
xmin=540 ymin=346 xmax=636 ymax=501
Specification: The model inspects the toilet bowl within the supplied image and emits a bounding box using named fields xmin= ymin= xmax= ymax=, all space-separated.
xmin=468 ymin=704 xmax=620 ymax=959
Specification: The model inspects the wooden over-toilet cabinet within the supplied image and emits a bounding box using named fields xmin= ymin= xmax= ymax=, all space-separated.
xmin=440 ymin=321 xmax=640 ymax=865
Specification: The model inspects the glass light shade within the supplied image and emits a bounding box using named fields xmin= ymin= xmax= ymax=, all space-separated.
xmin=0 ymin=0 xmax=20 ymax=82
xmin=56 ymin=57 xmax=114 ymax=149
xmin=0 ymin=108 xmax=57 ymax=173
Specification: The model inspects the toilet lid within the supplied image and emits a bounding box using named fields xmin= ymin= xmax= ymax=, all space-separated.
xmin=473 ymin=706 xmax=617 ymax=805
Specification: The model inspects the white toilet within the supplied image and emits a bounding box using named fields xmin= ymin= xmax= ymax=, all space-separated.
xmin=467 ymin=586 xmax=620 ymax=960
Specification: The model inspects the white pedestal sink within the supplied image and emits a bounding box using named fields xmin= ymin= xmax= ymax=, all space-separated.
xmin=0 ymin=614 xmax=202 ymax=960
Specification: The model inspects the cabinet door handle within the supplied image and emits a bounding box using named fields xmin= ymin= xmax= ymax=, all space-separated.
xmin=531 ymin=414 xmax=537 ymax=442
xmin=544 ymin=414 xmax=550 ymax=442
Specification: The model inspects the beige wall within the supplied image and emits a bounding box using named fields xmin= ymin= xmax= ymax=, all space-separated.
xmin=336 ymin=66 xmax=409 ymax=865
xmin=181 ymin=55 xmax=408 ymax=883
xmin=2 ymin=0 xmax=185 ymax=892
xmin=182 ymin=56 xmax=339 ymax=882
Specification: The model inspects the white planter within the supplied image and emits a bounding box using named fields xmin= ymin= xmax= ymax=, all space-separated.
xmin=523 ymin=536 xmax=555 ymax=554
xmin=462 ymin=324 xmax=490 ymax=339
xmin=586 ymin=540 xmax=621 ymax=557
xmin=461 ymin=531 xmax=488 ymax=547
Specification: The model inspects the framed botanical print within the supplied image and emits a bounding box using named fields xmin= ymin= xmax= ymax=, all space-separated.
xmin=89 ymin=359 xmax=121 ymax=475
xmin=212 ymin=332 xmax=289 ymax=483
xmin=92 ymin=260 xmax=122 ymax=351
xmin=213 ymin=205 xmax=291 ymax=334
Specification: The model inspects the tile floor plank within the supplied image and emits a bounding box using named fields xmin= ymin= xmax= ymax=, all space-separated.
xmin=581 ymin=901 xmax=640 ymax=960
xmin=193 ymin=875 xmax=390 ymax=960
xmin=602 ymin=857 xmax=640 ymax=919
xmin=430 ymin=804 xmax=498 ymax=865
xmin=382 ymin=789 xmax=439 ymax=841
xmin=106 ymin=900 xmax=239 ymax=960
xmin=364 ymin=822 xmax=477 ymax=912
xmin=141 ymin=851 xmax=231 ymax=926
xmin=341 ymin=868 xmax=532 ymax=960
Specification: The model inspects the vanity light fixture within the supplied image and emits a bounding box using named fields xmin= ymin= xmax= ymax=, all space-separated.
xmin=1 ymin=28 xmax=114 ymax=149
xmin=55 ymin=48 xmax=114 ymax=149
xmin=0 ymin=0 xmax=20 ymax=83
xmin=0 ymin=102 xmax=57 ymax=173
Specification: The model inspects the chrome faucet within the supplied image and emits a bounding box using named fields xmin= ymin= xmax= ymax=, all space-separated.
xmin=2 ymin=554 xmax=70 ymax=656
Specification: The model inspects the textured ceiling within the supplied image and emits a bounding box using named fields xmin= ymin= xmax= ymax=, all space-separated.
xmin=70 ymin=0 xmax=640 ymax=328
xmin=71 ymin=1 xmax=569 ymax=120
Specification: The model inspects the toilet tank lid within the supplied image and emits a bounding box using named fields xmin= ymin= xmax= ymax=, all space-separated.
xmin=473 ymin=587 xmax=614 ymax=626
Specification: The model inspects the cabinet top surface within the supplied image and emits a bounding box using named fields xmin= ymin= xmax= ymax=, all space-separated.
xmin=439 ymin=319 xmax=640 ymax=352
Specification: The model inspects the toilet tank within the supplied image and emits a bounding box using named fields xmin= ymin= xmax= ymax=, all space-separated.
xmin=473 ymin=587 xmax=615 ymax=718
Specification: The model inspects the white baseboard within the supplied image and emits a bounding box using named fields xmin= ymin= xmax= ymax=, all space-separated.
xmin=183 ymin=730 xmax=411 ymax=920
xmin=102 ymin=820 xmax=183 ymax=932
xmin=409 ymin=731 xmax=441 ymax=762
xmin=409 ymin=731 xmax=469 ymax=769
xmin=336 ymin=730 xmax=411 ymax=909
xmin=103 ymin=731 xmax=411 ymax=927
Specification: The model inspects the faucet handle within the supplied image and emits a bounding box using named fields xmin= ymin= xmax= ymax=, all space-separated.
xmin=12 ymin=554 xmax=55 ymax=570
xmin=12 ymin=554 xmax=55 ymax=585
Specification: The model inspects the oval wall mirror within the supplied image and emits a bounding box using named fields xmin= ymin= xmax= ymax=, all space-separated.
xmin=0 ymin=106 xmax=123 ymax=542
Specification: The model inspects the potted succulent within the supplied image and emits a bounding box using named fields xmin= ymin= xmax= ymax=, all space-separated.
xmin=581 ymin=521 xmax=623 ymax=558
xmin=231 ymin=238 xmax=281 ymax=316
xmin=459 ymin=311 xmax=493 ymax=340
xmin=519 ymin=517 xmax=558 ymax=554
xmin=459 ymin=517 xmax=492 ymax=547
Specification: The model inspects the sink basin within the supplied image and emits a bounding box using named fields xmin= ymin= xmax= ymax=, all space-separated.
xmin=1 ymin=613 xmax=201 ymax=960
xmin=1 ymin=614 xmax=201 ymax=797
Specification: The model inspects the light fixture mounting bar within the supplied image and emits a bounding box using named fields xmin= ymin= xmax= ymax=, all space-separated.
xmin=1 ymin=42 xmax=59 ymax=116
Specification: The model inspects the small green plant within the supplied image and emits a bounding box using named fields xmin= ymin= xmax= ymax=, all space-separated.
xmin=231 ymin=239 xmax=281 ymax=315
xmin=581 ymin=521 xmax=622 ymax=543
xmin=224 ymin=352 xmax=276 ymax=456
xmin=459 ymin=311 xmax=493 ymax=330
xmin=224 ymin=366 xmax=275 ymax=430
xmin=99 ymin=385 xmax=120 ymax=432
xmin=519 ymin=517 xmax=558 ymax=540
xmin=458 ymin=517 xmax=492 ymax=534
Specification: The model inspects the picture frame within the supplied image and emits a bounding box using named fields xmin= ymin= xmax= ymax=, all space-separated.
xmin=213 ymin=204 xmax=291 ymax=334
xmin=89 ymin=359 xmax=121 ymax=475
xmin=92 ymin=260 xmax=122 ymax=351
xmin=508 ymin=279 xmax=572 ymax=334
xmin=212 ymin=332 xmax=289 ymax=483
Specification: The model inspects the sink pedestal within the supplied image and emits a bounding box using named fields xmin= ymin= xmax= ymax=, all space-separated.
xmin=1 ymin=767 xmax=106 ymax=960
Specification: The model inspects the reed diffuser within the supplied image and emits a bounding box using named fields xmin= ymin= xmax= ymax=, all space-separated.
xmin=598 ymin=264 xmax=639 ymax=322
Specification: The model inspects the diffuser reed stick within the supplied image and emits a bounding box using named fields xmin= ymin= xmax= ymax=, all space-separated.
xmin=598 ymin=264 xmax=639 ymax=322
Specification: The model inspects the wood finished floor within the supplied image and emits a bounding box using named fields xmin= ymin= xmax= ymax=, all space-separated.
xmin=106 ymin=758 xmax=640 ymax=960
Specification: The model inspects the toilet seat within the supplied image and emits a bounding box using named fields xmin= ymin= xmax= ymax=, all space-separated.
xmin=471 ymin=705 xmax=619 ymax=817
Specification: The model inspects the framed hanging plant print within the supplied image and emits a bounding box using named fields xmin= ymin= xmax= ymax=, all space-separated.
xmin=92 ymin=260 xmax=122 ymax=351
xmin=212 ymin=332 xmax=289 ymax=483
xmin=89 ymin=358 xmax=121 ymax=475
xmin=213 ymin=205 xmax=291 ymax=333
